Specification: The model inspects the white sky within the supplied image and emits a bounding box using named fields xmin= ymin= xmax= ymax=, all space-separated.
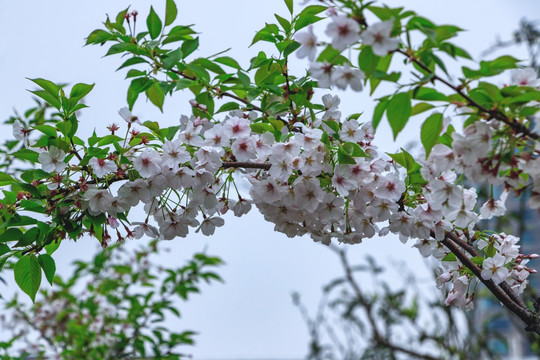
xmin=0 ymin=0 xmax=538 ymax=359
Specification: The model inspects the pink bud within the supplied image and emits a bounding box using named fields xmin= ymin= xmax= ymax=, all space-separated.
xmin=529 ymin=254 xmax=540 ymax=259
xmin=189 ymin=99 xmax=198 ymax=107
xmin=438 ymin=272 xmax=452 ymax=283
xmin=108 ymin=216 xmax=119 ymax=229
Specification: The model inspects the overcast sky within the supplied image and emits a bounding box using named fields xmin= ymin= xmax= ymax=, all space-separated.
xmin=0 ymin=0 xmax=538 ymax=359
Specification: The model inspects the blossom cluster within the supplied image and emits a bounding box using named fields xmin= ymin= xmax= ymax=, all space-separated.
xmin=296 ymin=16 xmax=399 ymax=91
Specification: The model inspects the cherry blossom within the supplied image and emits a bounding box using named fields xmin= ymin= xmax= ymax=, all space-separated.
xmin=295 ymin=26 xmax=317 ymax=61
xmin=325 ymin=15 xmax=360 ymax=51
xmin=118 ymin=107 xmax=141 ymax=124
xmin=481 ymin=254 xmax=509 ymax=284
xmin=359 ymin=20 xmax=400 ymax=56
xmin=88 ymin=157 xmax=117 ymax=178
xmin=133 ymin=149 xmax=162 ymax=178
xmin=331 ymin=64 xmax=364 ymax=91
xmin=38 ymin=146 xmax=67 ymax=173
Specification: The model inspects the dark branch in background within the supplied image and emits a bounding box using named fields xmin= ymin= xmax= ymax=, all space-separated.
xmin=395 ymin=49 xmax=540 ymax=141
xmin=334 ymin=248 xmax=441 ymax=360
xmin=482 ymin=18 xmax=540 ymax=69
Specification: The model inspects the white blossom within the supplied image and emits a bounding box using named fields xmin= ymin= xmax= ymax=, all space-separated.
xmin=295 ymin=26 xmax=317 ymax=61
xmin=325 ymin=15 xmax=360 ymax=51
xmin=39 ymin=146 xmax=67 ymax=173
xmin=360 ymin=20 xmax=399 ymax=56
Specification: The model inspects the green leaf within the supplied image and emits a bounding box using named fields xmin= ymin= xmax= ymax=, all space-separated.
xmin=162 ymin=25 xmax=196 ymax=45
xmin=411 ymin=102 xmax=435 ymax=116
xmin=337 ymin=147 xmax=356 ymax=165
xmin=127 ymin=77 xmax=154 ymax=110
xmin=0 ymin=228 xmax=23 ymax=242
xmin=442 ymin=253 xmax=457 ymax=262
xmin=284 ymin=0 xmax=293 ymax=14
xmin=45 ymin=240 xmax=61 ymax=255
xmin=117 ymin=57 xmax=148 ymax=71
xmin=214 ymin=56 xmax=242 ymax=70
xmin=11 ymin=148 xmax=40 ymax=163
xmin=421 ymin=112 xmax=443 ymax=158
xmin=162 ymin=48 xmax=184 ymax=70
xmin=14 ymin=255 xmax=42 ymax=302
xmin=27 ymin=78 xmax=59 ymax=99
xmin=29 ymin=90 xmax=61 ymax=110
xmin=0 ymin=171 xmax=16 ymax=186
xmin=358 ymin=46 xmax=380 ymax=77
xmin=370 ymin=54 xmax=393 ymax=94
xmin=294 ymin=14 xmax=323 ymax=31
xmin=386 ymin=93 xmax=411 ymax=139
xmin=342 ymin=142 xmax=368 ymax=157
xmin=0 ymin=244 xmax=9 ymax=257
xmin=146 ymin=82 xmax=165 ymax=112
xmin=70 ymin=83 xmax=95 ymax=103
xmin=85 ymin=29 xmax=115 ymax=45
xmin=283 ymin=41 xmax=300 ymax=58
xmin=147 ymin=6 xmax=163 ymax=40
xmin=38 ymin=254 xmax=56 ymax=285
xmin=413 ymin=87 xmax=448 ymax=102
xmin=294 ymin=5 xmax=326 ymax=31
xmin=105 ymin=42 xmax=138 ymax=56
xmin=251 ymin=123 xmax=274 ymax=134
xmin=33 ymin=125 xmax=57 ymax=138
xmin=462 ymin=55 xmax=520 ymax=79
xmin=275 ymin=14 xmax=291 ymax=33
xmin=251 ymin=23 xmax=280 ymax=46
xmin=181 ymin=37 xmax=199 ymax=58
xmin=97 ymin=135 xmax=124 ymax=146
xmin=372 ymin=97 xmax=389 ymax=130
xmin=165 ymin=0 xmax=178 ymax=26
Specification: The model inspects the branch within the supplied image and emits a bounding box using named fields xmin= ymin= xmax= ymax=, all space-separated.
xmin=336 ymin=248 xmax=441 ymax=360
xmin=396 ymin=49 xmax=539 ymax=141
xmin=169 ymin=69 xmax=265 ymax=113
xmin=221 ymin=161 xmax=271 ymax=170
xmin=439 ymin=232 xmax=540 ymax=334
xmin=446 ymin=232 xmax=526 ymax=308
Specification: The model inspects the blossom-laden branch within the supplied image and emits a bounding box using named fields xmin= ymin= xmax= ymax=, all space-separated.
xmin=2 ymin=0 xmax=540 ymax=339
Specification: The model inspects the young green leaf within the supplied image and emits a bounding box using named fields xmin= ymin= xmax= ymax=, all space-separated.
xmin=38 ymin=254 xmax=56 ymax=285
xmin=165 ymin=0 xmax=178 ymax=26
xmin=181 ymin=37 xmax=199 ymax=58
xmin=14 ymin=255 xmax=42 ymax=302
xmin=147 ymin=6 xmax=163 ymax=40
xmin=70 ymin=83 xmax=95 ymax=103
xmin=146 ymin=82 xmax=165 ymax=112
xmin=372 ymin=97 xmax=389 ymax=130
xmin=420 ymin=112 xmax=443 ymax=158
xmin=284 ymin=0 xmax=293 ymax=14
xmin=386 ymin=93 xmax=411 ymax=139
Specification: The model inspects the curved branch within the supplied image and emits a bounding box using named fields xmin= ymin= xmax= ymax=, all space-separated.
xmin=396 ymin=49 xmax=539 ymax=141
xmin=439 ymin=232 xmax=540 ymax=334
